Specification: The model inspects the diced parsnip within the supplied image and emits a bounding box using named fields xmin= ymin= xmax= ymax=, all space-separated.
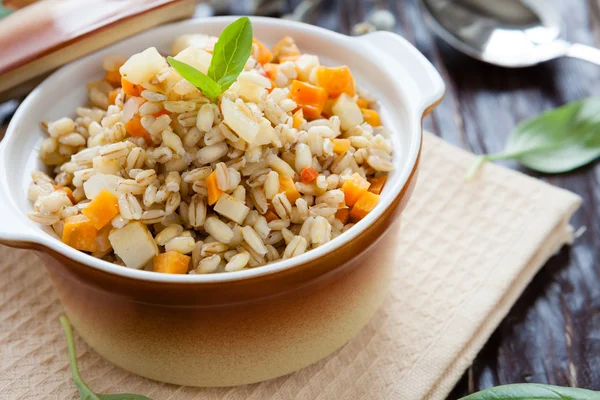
xmin=335 ymin=208 xmax=350 ymax=224
xmin=332 ymin=138 xmax=351 ymax=154
xmin=316 ymin=66 xmax=355 ymax=97
xmin=368 ymin=175 xmax=387 ymax=195
xmin=221 ymin=97 xmax=260 ymax=144
xmin=269 ymin=154 xmax=296 ymax=177
xmin=289 ymin=80 xmax=328 ymax=119
xmin=206 ymin=170 xmax=223 ymax=206
xmin=361 ymin=108 xmax=381 ymax=127
xmin=171 ymin=33 xmax=211 ymax=55
xmin=125 ymin=115 xmax=152 ymax=145
xmin=214 ymin=193 xmax=250 ymax=224
xmin=350 ymin=191 xmax=379 ymax=221
xmin=254 ymin=118 xmax=277 ymax=146
xmin=119 ymin=47 xmax=166 ymax=85
xmin=109 ymin=221 xmax=158 ymax=269
xmin=173 ymin=46 xmax=212 ymax=74
xmin=295 ymin=54 xmax=320 ymax=82
xmin=92 ymin=156 xmax=121 ymax=175
xmin=153 ymin=251 xmax=190 ymax=274
xmin=278 ymin=176 xmax=301 ymax=204
xmin=95 ymin=224 xmax=113 ymax=252
xmin=253 ymin=38 xmax=273 ymax=64
xmin=83 ymin=174 xmax=120 ymax=199
xmin=121 ymin=78 xmax=143 ymax=97
xmin=292 ymin=109 xmax=305 ymax=129
xmin=230 ymin=80 xmax=267 ymax=104
xmin=62 ymin=214 xmax=98 ymax=252
xmin=300 ymin=166 xmax=319 ymax=183
xmin=332 ymin=93 xmax=364 ymax=130
xmin=82 ymin=190 xmax=119 ymax=230
xmin=341 ymin=173 xmax=371 ymax=207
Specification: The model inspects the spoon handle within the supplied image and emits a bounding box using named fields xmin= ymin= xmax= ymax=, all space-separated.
xmin=565 ymin=43 xmax=600 ymax=66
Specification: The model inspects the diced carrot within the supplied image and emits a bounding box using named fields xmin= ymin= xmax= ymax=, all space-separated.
xmin=341 ymin=173 xmax=371 ymax=207
xmin=272 ymin=36 xmax=301 ymax=61
xmin=108 ymin=89 xmax=119 ymax=105
xmin=279 ymin=55 xmax=300 ymax=63
xmin=321 ymin=98 xmax=336 ymax=118
xmin=82 ymin=189 xmax=119 ymax=230
xmin=289 ymin=80 xmax=328 ymax=119
xmin=350 ymin=191 xmax=380 ymax=221
xmin=206 ymin=171 xmax=223 ymax=206
xmin=292 ymin=108 xmax=305 ymax=129
xmin=263 ymin=63 xmax=278 ymax=82
xmin=278 ymin=175 xmax=301 ymax=204
xmin=253 ymin=38 xmax=273 ymax=64
xmin=62 ymin=214 xmax=98 ymax=252
xmin=316 ymin=66 xmax=355 ymax=97
xmin=332 ymin=138 xmax=351 ymax=154
xmin=335 ymin=208 xmax=350 ymax=224
xmin=95 ymin=224 xmax=112 ymax=252
xmin=152 ymin=109 xmax=170 ymax=118
xmin=264 ymin=209 xmax=279 ymax=222
xmin=54 ymin=185 xmax=75 ymax=204
xmin=356 ymin=98 xmax=369 ymax=109
xmin=361 ymin=108 xmax=381 ymax=127
xmin=300 ymin=166 xmax=319 ymax=183
xmin=125 ymin=115 xmax=152 ymax=145
xmin=121 ymin=77 xmax=143 ymax=97
xmin=153 ymin=251 xmax=191 ymax=274
xmin=105 ymin=70 xmax=121 ymax=86
xmin=368 ymin=175 xmax=387 ymax=195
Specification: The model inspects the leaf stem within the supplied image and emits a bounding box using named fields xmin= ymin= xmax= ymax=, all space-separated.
xmin=464 ymin=156 xmax=487 ymax=181
xmin=59 ymin=316 xmax=100 ymax=400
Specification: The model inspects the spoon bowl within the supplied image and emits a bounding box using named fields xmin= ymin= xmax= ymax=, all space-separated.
xmin=421 ymin=0 xmax=600 ymax=67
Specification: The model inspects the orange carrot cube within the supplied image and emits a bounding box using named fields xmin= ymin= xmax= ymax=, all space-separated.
xmin=335 ymin=208 xmax=350 ymax=224
xmin=316 ymin=66 xmax=355 ymax=97
xmin=125 ymin=115 xmax=152 ymax=145
xmin=341 ymin=173 xmax=371 ymax=207
xmin=82 ymin=190 xmax=120 ymax=230
xmin=253 ymin=38 xmax=273 ymax=64
xmin=361 ymin=108 xmax=381 ymax=127
xmin=206 ymin=171 xmax=223 ymax=206
xmin=278 ymin=175 xmax=301 ymax=204
xmin=54 ymin=185 xmax=75 ymax=204
xmin=292 ymin=108 xmax=305 ymax=129
xmin=350 ymin=191 xmax=380 ymax=221
xmin=153 ymin=251 xmax=191 ymax=274
xmin=121 ymin=77 xmax=143 ymax=97
xmin=62 ymin=214 xmax=98 ymax=252
xmin=368 ymin=175 xmax=387 ymax=195
xmin=332 ymin=138 xmax=351 ymax=154
xmin=356 ymin=99 xmax=369 ymax=109
xmin=105 ymin=70 xmax=121 ymax=86
xmin=300 ymin=166 xmax=319 ymax=183
xmin=289 ymin=80 xmax=328 ymax=119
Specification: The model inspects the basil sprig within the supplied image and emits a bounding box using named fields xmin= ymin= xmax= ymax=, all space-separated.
xmin=60 ymin=316 xmax=152 ymax=400
xmin=466 ymin=97 xmax=600 ymax=180
xmin=167 ymin=16 xmax=253 ymax=102
xmin=459 ymin=383 xmax=600 ymax=400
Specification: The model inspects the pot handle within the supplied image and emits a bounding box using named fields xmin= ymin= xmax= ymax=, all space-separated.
xmin=355 ymin=31 xmax=445 ymax=116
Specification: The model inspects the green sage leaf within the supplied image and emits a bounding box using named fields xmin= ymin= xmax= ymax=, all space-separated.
xmin=466 ymin=98 xmax=600 ymax=180
xmin=459 ymin=383 xmax=600 ymax=400
xmin=167 ymin=56 xmax=222 ymax=102
xmin=59 ymin=316 xmax=152 ymax=400
xmin=208 ymin=16 xmax=253 ymax=90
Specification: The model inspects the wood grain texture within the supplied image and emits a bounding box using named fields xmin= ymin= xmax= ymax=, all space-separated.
xmin=0 ymin=0 xmax=598 ymax=397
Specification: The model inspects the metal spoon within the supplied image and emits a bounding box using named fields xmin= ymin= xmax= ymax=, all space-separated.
xmin=420 ymin=0 xmax=600 ymax=67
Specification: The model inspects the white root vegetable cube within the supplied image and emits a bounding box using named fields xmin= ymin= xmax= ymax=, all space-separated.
xmin=109 ymin=222 xmax=158 ymax=269
xmin=332 ymin=93 xmax=364 ymax=131
xmin=171 ymin=34 xmax=211 ymax=56
xmin=253 ymin=118 xmax=277 ymax=146
xmin=83 ymin=174 xmax=120 ymax=199
xmin=295 ymin=54 xmax=320 ymax=82
xmin=173 ymin=46 xmax=212 ymax=75
xmin=221 ymin=98 xmax=259 ymax=144
xmin=214 ymin=194 xmax=250 ymax=224
xmin=119 ymin=47 xmax=166 ymax=85
xmin=92 ymin=156 xmax=121 ymax=175
xmin=230 ymin=81 xmax=267 ymax=104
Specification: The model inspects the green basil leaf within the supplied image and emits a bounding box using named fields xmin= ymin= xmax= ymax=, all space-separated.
xmin=466 ymin=98 xmax=600 ymax=180
xmin=59 ymin=316 xmax=153 ymax=400
xmin=459 ymin=383 xmax=600 ymax=400
xmin=208 ymin=16 xmax=253 ymax=91
xmin=167 ymin=56 xmax=221 ymax=102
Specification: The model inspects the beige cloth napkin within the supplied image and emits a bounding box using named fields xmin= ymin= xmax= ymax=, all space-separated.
xmin=0 ymin=133 xmax=581 ymax=400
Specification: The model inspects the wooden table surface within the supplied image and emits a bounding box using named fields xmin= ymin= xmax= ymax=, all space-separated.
xmin=1 ymin=0 xmax=599 ymax=398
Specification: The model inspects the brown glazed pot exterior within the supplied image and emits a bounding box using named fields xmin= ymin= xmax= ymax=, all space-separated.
xmin=30 ymin=148 xmax=420 ymax=387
